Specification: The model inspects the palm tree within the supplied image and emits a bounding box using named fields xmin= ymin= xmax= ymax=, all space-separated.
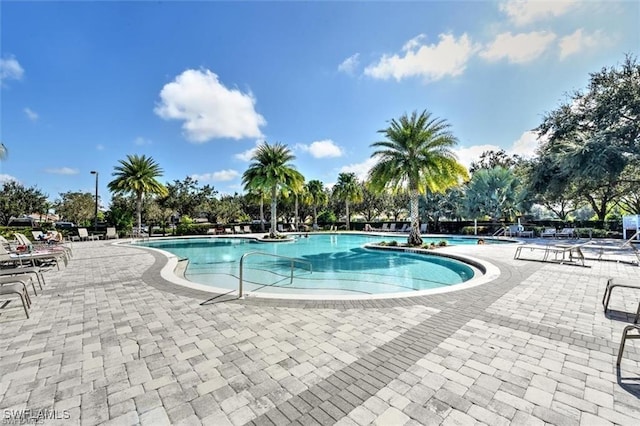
xmin=108 ymin=154 xmax=168 ymax=235
xmin=305 ymin=180 xmax=328 ymax=229
xmin=242 ymin=142 xmax=304 ymax=238
xmin=0 ymin=143 xmax=7 ymax=160
xmin=332 ymin=173 xmax=362 ymax=230
xmin=369 ymin=110 xmax=468 ymax=246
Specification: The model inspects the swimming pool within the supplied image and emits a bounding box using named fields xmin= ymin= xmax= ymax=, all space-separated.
xmin=137 ymin=234 xmax=494 ymax=298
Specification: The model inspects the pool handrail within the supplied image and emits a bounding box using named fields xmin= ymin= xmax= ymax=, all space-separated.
xmin=238 ymin=251 xmax=313 ymax=299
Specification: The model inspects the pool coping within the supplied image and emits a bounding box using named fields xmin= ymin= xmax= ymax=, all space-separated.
xmin=119 ymin=233 xmax=505 ymax=303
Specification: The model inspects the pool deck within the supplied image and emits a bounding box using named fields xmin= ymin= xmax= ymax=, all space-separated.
xmin=0 ymin=236 xmax=639 ymax=425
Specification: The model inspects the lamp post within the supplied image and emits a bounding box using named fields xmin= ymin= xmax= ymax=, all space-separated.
xmin=90 ymin=171 xmax=98 ymax=232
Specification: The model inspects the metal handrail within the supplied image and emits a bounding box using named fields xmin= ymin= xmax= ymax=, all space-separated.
xmin=238 ymin=251 xmax=312 ymax=299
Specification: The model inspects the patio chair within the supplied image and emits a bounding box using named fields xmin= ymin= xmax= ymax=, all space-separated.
xmin=105 ymin=227 xmax=118 ymax=239
xmin=399 ymin=224 xmax=410 ymax=233
xmin=602 ymin=278 xmax=640 ymax=323
xmin=389 ymin=223 xmax=397 ymax=232
xmin=420 ymin=224 xmax=427 ymax=233
xmin=233 ymin=225 xmax=245 ymax=234
xmin=15 ymin=233 xmax=71 ymax=263
xmin=380 ymin=223 xmax=389 ymax=232
xmin=77 ymin=228 xmax=98 ymax=241
xmin=540 ymin=228 xmax=557 ymax=238
xmin=0 ymin=282 xmax=31 ymax=318
xmin=243 ymin=225 xmax=252 ymax=233
xmin=224 ymin=227 xmax=233 ymax=234
xmin=616 ymin=325 xmax=640 ymax=367
xmin=506 ymin=224 xmax=524 ymax=237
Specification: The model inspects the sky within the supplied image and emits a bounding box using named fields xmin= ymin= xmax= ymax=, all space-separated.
xmin=1 ymin=0 xmax=638 ymax=208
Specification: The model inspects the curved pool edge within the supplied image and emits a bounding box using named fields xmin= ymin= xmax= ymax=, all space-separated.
xmin=119 ymin=234 xmax=502 ymax=302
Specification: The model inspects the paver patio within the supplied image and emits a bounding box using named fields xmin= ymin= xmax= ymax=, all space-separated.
xmin=0 ymin=237 xmax=638 ymax=425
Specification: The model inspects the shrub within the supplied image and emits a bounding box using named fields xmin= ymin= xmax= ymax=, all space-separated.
xmin=438 ymin=240 xmax=447 ymax=247
xmin=388 ymin=240 xmax=398 ymax=247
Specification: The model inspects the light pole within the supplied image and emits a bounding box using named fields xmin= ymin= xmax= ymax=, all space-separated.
xmin=90 ymin=171 xmax=98 ymax=232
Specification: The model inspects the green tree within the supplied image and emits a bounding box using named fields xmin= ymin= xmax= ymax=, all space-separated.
xmin=108 ymin=154 xmax=168 ymax=234
xmin=304 ymin=180 xmax=328 ymax=228
xmin=332 ymin=172 xmax=362 ymax=230
xmin=369 ymin=110 xmax=468 ymax=246
xmin=354 ymin=183 xmax=386 ymax=222
xmin=0 ymin=181 xmax=48 ymax=225
xmin=54 ymin=191 xmax=96 ymax=225
xmin=469 ymin=149 xmax=520 ymax=174
xmin=463 ymin=167 xmax=529 ymax=222
xmin=242 ymin=142 xmax=304 ymax=238
xmin=104 ymin=194 xmax=136 ymax=232
xmin=159 ymin=176 xmax=217 ymax=219
xmin=533 ymin=55 xmax=640 ymax=221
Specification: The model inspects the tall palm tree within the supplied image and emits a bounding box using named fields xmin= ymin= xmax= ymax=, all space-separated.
xmin=332 ymin=173 xmax=362 ymax=231
xmin=108 ymin=154 xmax=168 ymax=235
xmin=369 ymin=110 xmax=468 ymax=246
xmin=242 ymin=142 xmax=304 ymax=238
xmin=305 ymin=180 xmax=328 ymax=229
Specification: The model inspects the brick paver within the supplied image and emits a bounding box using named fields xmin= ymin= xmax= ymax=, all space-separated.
xmin=0 ymin=237 xmax=639 ymax=425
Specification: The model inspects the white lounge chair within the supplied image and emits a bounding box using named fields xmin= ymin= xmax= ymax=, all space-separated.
xmin=540 ymin=228 xmax=557 ymax=238
xmin=420 ymin=224 xmax=427 ymax=233
xmin=557 ymin=228 xmax=576 ymax=238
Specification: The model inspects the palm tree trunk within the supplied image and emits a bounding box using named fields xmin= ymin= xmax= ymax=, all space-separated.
xmin=345 ymin=201 xmax=350 ymax=231
xmin=270 ymin=187 xmax=278 ymax=238
xmin=313 ymin=205 xmax=318 ymax=226
xmin=136 ymin=192 xmax=143 ymax=236
xmin=260 ymin=195 xmax=265 ymax=232
xmin=294 ymin=194 xmax=299 ymax=232
xmin=408 ymin=190 xmax=422 ymax=246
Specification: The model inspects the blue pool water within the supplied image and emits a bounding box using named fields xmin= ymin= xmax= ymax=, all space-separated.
xmin=139 ymin=234 xmax=480 ymax=296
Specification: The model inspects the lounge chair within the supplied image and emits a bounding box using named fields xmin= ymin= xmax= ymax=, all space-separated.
xmin=505 ymin=224 xmax=524 ymax=237
xmin=243 ymin=225 xmax=252 ymax=233
xmin=557 ymin=228 xmax=576 ymax=238
xmin=389 ymin=223 xmax=397 ymax=232
xmin=78 ymin=228 xmax=98 ymax=241
xmin=380 ymin=223 xmax=389 ymax=232
xmin=224 ymin=227 xmax=233 ymax=234
xmin=420 ymin=224 xmax=427 ymax=233
xmin=0 ymin=266 xmax=46 ymax=288
xmin=540 ymin=228 xmax=557 ymax=238
xmin=105 ymin=227 xmax=118 ymax=239
xmin=1 ymin=241 xmax=68 ymax=270
xmin=234 ymin=225 xmax=246 ymax=234
xmin=399 ymin=224 xmax=410 ymax=233
xmin=514 ymin=241 xmax=592 ymax=266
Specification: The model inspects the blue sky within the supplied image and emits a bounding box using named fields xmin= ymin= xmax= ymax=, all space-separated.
xmin=1 ymin=0 xmax=638 ymax=208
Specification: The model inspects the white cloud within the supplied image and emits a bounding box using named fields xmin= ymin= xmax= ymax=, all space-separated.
xmin=296 ymin=140 xmax=344 ymax=159
xmin=45 ymin=167 xmax=79 ymax=175
xmin=234 ymin=140 xmax=263 ymax=162
xmin=509 ymin=130 xmax=546 ymax=157
xmin=480 ymin=31 xmax=556 ymax=64
xmin=339 ymin=157 xmax=379 ymax=182
xmin=454 ymin=130 xmax=544 ymax=169
xmin=24 ymin=107 xmax=38 ymax=121
xmin=364 ymin=33 xmax=478 ymax=82
xmin=338 ymin=53 xmax=360 ymax=75
xmin=192 ymin=169 xmax=240 ymax=182
xmin=0 ymin=56 xmax=24 ymax=83
xmin=559 ymin=29 xmax=611 ymax=59
xmin=499 ymin=0 xmax=577 ymax=26
xmin=96 ymin=144 xmax=105 ymax=151
xmin=154 ymin=69 xmax=266 ymax=143
xmin=133 ymin=136 xmax=152 ymax=146
xmin=0 ymin=174 xmax=17 ymax=184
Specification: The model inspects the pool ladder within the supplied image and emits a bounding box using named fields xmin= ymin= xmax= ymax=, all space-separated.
xmin=238 ymin=251 xmax=312 ymax=299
